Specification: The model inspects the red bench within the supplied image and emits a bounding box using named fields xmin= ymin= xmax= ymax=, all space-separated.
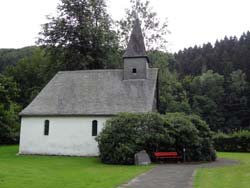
xmin=154 ymin=152 xmax=182 ymax=161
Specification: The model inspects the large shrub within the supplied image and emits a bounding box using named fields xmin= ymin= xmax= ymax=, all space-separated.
xmin=96 ymin=113 xmax=173 ymax=164
xmin=165 ymin=113 xmax=216 ymax=161
xmin=97 ymin=113 xmax=216 ymax=164
xmin=213 ymin=131 xmax=250 ymax=152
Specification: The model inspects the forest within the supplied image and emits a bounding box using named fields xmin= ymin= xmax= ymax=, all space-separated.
xmin=0 ymin=0 xmax=250 ymax=144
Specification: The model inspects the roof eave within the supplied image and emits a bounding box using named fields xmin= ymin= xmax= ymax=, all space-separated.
xmin=123 ymin=55 xmax=149 ymax=63
xmin=19 ymin=113 xmax=116 ymax=117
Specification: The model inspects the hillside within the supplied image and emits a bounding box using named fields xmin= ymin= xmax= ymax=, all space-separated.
xmin=0 ymin=46 xmax=37 ymax=72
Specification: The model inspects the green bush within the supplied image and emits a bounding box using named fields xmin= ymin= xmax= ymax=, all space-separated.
xmin=165 ymin=113 xmax=216 ymax=161
xmin=213 ymin=131 xmax=250 ymax=152
xmin=96 ymin=113 xmax=216 ymax=164
xmin=96 ymin=113 xmax=172 ymax=164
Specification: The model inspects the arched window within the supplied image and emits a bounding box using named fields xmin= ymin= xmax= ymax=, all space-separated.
xmin=92 ymin=120 xmax=98 ymax=136
xmin=44 ymin=120 xmax=50 ymax=136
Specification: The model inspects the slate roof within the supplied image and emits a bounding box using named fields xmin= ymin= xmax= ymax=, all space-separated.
xmin=123 ymin=18 xmax=147 ymax=58
xmin=20 ymin=69 xmax=158 ymax=116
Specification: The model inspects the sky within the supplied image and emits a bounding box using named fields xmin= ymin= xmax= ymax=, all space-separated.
xmin=0 ymin=0 xmax=250 ymax=52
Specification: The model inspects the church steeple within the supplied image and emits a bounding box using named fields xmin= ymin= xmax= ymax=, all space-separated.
xmin=123 ymin=18 xmax=147 ymax=58
xmin=123 ymin=18 xmax=149 ymax=80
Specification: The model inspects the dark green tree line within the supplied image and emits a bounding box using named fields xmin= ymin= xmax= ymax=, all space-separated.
xmin=174 ymin=32 xmax=250 ymax=132
xmin=0 ymin=46 xmax=37 ymax=73
xmin=175 ymin=32 xmax=250 ymax=81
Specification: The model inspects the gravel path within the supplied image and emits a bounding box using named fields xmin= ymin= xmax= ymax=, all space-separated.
xmin=121 ymin=158 xmax=239 ymax=188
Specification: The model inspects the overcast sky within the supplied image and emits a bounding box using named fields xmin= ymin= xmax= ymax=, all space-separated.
xmin=0 ymin=0 xmax=250 ymax=52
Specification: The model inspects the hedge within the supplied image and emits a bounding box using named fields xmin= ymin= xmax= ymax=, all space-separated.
xmin=213 ymin=131 xmax=250 ymax=152
xmin=96 ymin=112 xmax=216 ymax=165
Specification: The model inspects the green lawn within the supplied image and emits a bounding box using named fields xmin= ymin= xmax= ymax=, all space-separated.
xmin=0 ymin=146 xmax=152 ymax=188
xmin=195 ymin=152 xmax=250 ymax=188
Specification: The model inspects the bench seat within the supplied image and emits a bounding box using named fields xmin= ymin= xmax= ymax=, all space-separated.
xmin=154 ymin=152 xmax=182 ymax=159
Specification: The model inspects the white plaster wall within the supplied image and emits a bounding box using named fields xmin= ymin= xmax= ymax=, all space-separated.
xmin=19 ymin=116 xmax=110 ymax=156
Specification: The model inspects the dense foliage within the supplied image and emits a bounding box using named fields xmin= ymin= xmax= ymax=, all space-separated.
xmin=213 ymin=131 xmax=250 ymax=152
xmin=0 ymin=74 xmax=20 ymax=144
xmin=0 ymin=46 xmax=37 ymax=73
xmin=174 ymin=34 xmax=250 ymax=132
xmin=97 ymin=113 xmax=216 ymax=165
xmin=5 ymin=48 xmax=51 ymax=107
xmin=165 ymin=113 xmax=216 ymax=161
xmin=148 ymin=51 xmax=191 ymax=114
xmin=38 ymin=0 xmax=121 ymax=71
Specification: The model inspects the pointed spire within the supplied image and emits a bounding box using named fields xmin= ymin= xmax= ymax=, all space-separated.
xmin=123 ymin=18 xmax=147 ymax=58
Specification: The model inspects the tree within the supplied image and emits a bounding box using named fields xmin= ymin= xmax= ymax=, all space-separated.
xmin=5 ymin=48 xmax=50 ymax=107
xmin=38 ymin=0 xmax=121 ymax=71
xmin=148 ymin=51 xmax=191 ymax=114
xmin=0 ymin=74 xmax=20 ymax=144
xmin=190 ymin=70 xmax=224 ymax=102
xmin=0 ymin=47 xmax=37 ymax=73
xmin=117 ymin=0 xmax=169 ymax=51
xmin=175 ymin=31 xmax=250 ymax=81
xmin=187 ymin=70 xmax=225 ymax=131
xmin=223 ymin=70 xmax=250 ymax=132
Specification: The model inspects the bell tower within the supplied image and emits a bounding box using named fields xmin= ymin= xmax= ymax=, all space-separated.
xmin=123 ymin=18 xmax=149 ymax=80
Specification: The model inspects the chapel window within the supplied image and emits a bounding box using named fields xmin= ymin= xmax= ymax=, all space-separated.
xmin=44 ymin=120 xmax=50 ymax=136
xmin=92 ymin=120 xmax=98 ymax=136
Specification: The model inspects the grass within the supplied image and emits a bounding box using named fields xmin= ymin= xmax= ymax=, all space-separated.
xmin=195 ymin=152 xmax=250 ymax=188
xmin=0 ymin=145 xmax=153 ymax=188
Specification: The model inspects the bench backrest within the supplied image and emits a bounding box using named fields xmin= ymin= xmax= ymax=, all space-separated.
xmin=154 ymin=152 xmax=178 ymax=157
